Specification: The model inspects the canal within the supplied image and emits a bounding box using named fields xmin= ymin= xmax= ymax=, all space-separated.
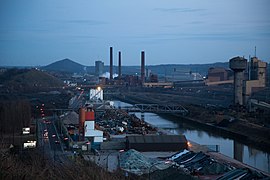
xmin=114 ymin=100 xmax=270 ymax=173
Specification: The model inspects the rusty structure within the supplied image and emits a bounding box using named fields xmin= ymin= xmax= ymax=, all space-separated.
xmin=118 ymin=51 xmax=122 ymax=84
xmin=141 ymin=51 xmax=145 ymax=84
xmin=110 ymin=47 xmax=113 ymax=80
xmin=229 ymin=56 xmax=247 ymax=105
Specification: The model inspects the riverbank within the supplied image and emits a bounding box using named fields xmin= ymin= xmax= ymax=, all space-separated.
xmin=113 ymin=94 xmax=270 ymax=154
xmin=111 ymin=100 xmax=270 ymax=176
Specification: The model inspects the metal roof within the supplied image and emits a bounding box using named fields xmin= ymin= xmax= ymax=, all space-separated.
xmin=127 ymin=135 xmax=187 ymax=144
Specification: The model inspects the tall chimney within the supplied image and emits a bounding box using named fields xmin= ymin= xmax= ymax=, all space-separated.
xmin=110 ymin=47 xmax=113 ymax=80
xmin=141 ymin=51 xmax=145 ymax=84
xmin=118 ymin=51 xmax=122 ymax=83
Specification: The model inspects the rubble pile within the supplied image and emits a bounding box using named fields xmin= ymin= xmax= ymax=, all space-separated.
xmin=172 ymin=151 xmax=230 ymax=175
xmin=168 ymin=150 xmax=270 ymax=179
xmin=62 ymin=111 xmax=79 ymax=125
xmin=217 ymin=168 xmax=270 ymax=180
xmin=119 ymin=149 xmax=170 ymax=176
xmin=96 ymin=109 xmax=158 ymax=135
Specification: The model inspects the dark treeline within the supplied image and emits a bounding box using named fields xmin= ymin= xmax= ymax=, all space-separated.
xmin=0 ymin=100 xmax=31 ymax=134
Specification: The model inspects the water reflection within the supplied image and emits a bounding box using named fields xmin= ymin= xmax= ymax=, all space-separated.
xmin=113 ymin=100 xmax=270 ymax=173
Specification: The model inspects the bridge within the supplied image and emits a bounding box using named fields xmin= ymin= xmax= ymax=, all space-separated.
xmin=119 ymin=104 xmax=188 ymax=115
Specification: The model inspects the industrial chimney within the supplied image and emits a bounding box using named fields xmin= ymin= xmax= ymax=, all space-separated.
xmin=110 ymin=47 xmax=113 ymax=80
xmin=229 ymin=56 xmax=247 ymax=105
xmin=141 ymin=51 xmax=145 ymax=84
xmin=118 ymin=51 xmax=122 ymax=83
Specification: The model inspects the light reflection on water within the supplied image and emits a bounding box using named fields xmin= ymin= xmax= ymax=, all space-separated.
xmin=114 ymin=100 xmax=270 ymax=173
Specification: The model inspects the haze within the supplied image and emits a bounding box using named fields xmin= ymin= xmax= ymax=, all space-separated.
xmin=0 ymin=0 xmax=269 ymax=66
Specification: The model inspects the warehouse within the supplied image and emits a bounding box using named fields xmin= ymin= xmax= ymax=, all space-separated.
xmin=126 ymin=135 xmax=187 ymax=151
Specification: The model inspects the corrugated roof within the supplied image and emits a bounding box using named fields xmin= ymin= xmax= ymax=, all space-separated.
xmin=127 ymin=135 xmax=187 ymax=144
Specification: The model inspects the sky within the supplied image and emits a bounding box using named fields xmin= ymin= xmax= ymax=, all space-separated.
xmin=0 ymin=0 xmax=269 ymax=66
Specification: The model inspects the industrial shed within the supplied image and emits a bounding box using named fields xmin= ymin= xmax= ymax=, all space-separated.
xmin=126 ymin=135 xmax=187 ymax=151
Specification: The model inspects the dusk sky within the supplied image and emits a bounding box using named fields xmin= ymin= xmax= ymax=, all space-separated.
xmin=0 ymin=0 xmax=269 ymax=66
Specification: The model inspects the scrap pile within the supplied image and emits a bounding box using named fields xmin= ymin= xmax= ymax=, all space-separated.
xmin=96 ymin=109 xmax=158 ymax=135
xmin=217 ymin=168 xmax=270 ymax=179
xmin=168 ymin=150 xmax=270 ymax=179
xmin=169 ymin=150 xmax=230 ymax=176
xmin=62 ymin=111 xmax=79 ymax=125
xmin=119 ymin=149 xmax=170 ymax=176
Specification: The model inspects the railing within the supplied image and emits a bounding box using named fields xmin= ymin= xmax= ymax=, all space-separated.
xmin=120 ymin=104 xmax=188 ymax=114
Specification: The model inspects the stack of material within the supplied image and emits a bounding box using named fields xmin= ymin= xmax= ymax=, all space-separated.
xmin=217 ymin=168 xmax=269 ymax=180
xmin=96 ymin=109 xmax=157 ymax=135
xmin=62 ymin=111 xmax=79 ymax=125
xmin=169 ymin=150 xmax=230 ymax=176
xmin=119 ymin=149 xmax=171 ymax=176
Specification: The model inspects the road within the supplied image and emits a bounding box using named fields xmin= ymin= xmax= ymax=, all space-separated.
xmin=37 ymin=117 xmax=72 ymax=166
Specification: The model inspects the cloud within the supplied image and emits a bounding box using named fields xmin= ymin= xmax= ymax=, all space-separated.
xmin=154 ymin=8 xmax=206 ymax=13
xmin=64 ymin=20 xmax=108 ymax=26
xmin=127 ymin=31 xmax=267 ymax=45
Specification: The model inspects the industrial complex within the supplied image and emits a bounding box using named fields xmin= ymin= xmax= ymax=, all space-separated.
xmin=1 ymin=47 xmax=269 ymax=179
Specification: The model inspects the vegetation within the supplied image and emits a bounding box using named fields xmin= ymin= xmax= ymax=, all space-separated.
xmin=0 ymin=68 xmax=63 ymax=92
xmin=0 ymin=148 xmax=125 ymax=180
xmin=0 ymin=100 xmax=31 ymax=134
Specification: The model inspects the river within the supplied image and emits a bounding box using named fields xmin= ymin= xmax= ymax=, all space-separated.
xmin=114 ymin=100 xmax=270 ymax=173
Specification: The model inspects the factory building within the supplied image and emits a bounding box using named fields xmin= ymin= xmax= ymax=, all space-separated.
xmin=126 ymin=134 xmax=187 ymax=151
xmin=205 ymin=67 xmax=234 ymax=86
xmin=95 ymin=61 xmax=104 ymax=77
xmin=228 ymin=55 xmax=268 ymax=106
xmin=250 ymin=57 xmax=267 ymax=85
xmin=207 ymin=67 xmax=230 ymax=82
xmin=245 ymin=57 xmax=268 ymax=103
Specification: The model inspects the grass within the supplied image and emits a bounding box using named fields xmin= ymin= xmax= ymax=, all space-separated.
xmin=0 ymin=146 xmax=126 ymax=180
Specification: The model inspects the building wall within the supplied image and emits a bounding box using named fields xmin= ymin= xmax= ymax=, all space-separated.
xmin=245 ymin=57 xmax=268 ymax=104
xmin=95 ymin=61 xmax=104 ymax=77
xmin=207 ymin=67 xmax=228 ymax=82
xmin=250 ymin=57 xmax=267 ymax=86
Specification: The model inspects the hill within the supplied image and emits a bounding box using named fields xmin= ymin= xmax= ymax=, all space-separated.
xmin=0 ymin=68 xmax=64 ymax=92
xmin=41 ymin=58 xmax=229 ymax=76
xmin=42 ymin=58 xmax=86 ymax=73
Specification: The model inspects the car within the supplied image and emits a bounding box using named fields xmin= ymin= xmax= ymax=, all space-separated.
xmin=43 ymin=132 xmax=48 ymax=139
xmin=43 ymin=120 xmax=50 ymax=124
xmin=55 ymin=140 xmax=60 ymax=144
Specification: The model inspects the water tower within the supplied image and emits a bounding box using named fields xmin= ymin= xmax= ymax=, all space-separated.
xmin=229 ymin=56 xmax=247 ymax=105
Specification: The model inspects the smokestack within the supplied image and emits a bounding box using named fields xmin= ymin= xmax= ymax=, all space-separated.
xmin=110 ymin=47 xmax=113 ymax=80
xmin=118 ymin=51 xmax=122 ymax=82
xmin=141 ymin=51 xmax=145 ymax=84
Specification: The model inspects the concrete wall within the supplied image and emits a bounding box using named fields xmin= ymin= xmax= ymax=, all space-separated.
xmin=100 ymin=141 xmax=126 ymax=150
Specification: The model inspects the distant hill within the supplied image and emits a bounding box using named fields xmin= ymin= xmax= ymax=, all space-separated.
xmin=42 ymin=58 xmax=87 ymax=73
xmin=41 ymin=58 xmax=229 ymax=76
xmin=0 ymin=68 xmax=64 ymax=92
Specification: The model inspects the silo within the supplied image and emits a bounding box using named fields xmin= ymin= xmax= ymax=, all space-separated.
xmin=229 ymin=56 xmax=247 ymax=105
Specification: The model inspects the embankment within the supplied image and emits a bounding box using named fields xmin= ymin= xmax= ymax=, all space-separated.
xmin=113 ymin=94 xmax=270 ymax=153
